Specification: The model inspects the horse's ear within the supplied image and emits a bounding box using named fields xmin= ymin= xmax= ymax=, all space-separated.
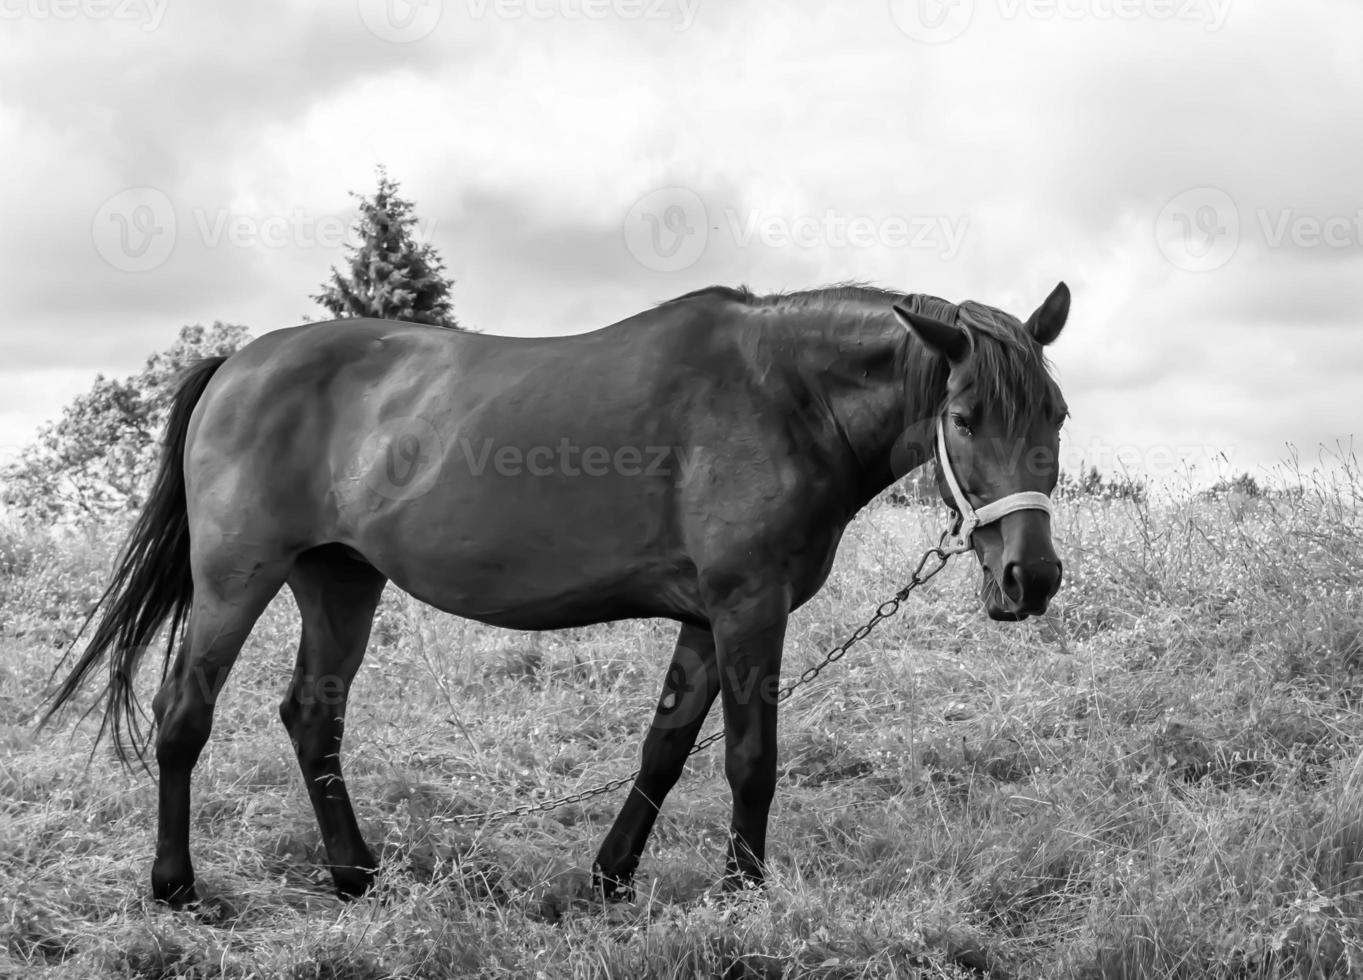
xmin=1025 ymin=282 xmax=1070 ymax=346
xmin=893 ymin=304 xmax=969 ymax=363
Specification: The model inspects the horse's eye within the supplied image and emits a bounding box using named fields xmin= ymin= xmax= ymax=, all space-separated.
xmin=951 ymin=412 xmax=974 ymax=436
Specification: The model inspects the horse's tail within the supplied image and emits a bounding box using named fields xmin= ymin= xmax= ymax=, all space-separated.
xmin=42 ymin=355 xmax=228 ymax=764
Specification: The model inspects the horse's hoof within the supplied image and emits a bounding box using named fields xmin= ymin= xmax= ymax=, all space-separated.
xmin=333 ymin=867 xmax=377 ymax=900
xmin=591 ymin=866 xmax=635 ymax=904
xmin=152 ymin=880 xmax=199 ymax=909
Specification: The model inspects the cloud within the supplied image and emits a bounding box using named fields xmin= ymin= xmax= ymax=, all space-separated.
xmin=0 ymin=0 xmax=1359 ymax=478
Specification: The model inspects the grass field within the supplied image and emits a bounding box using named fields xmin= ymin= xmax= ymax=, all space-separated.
xmin=2 ymin=467 xmax=1362 ymax=979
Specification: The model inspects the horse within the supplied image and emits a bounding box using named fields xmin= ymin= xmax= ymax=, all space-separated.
xmin=44 ymin=281 xmax=1071 ymax=906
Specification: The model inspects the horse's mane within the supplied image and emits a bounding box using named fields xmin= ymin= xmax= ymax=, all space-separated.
xmin=661 ymin=282 xmax=901 ymax=309
xmin=909 ymin=295 xmax=1065 ymax=432
xmin=662 ymin=283 xmax=1063 ymax=432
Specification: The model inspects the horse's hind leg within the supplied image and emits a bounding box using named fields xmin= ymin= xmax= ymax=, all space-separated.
xmin=151 ymin=551 xmax=294 ymax=906
xmin=593 ymin=624 xmax=720 ymax=900
xmin=280 ymin=547 xmax=387 ymax=898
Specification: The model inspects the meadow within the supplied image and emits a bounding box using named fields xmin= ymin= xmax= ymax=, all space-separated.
xmin=2 ymin=465 xmax=1361 ymax=979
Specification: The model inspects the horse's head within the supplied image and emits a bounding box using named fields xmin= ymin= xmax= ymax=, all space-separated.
xmin=893 ymin=283 xmax=1070 ymax=621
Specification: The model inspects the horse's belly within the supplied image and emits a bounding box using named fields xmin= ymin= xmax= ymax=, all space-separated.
xmin=342 ymin=495 xmax=700 ymax=629
xmin=385 ymin=551 xmax=701 ymax=629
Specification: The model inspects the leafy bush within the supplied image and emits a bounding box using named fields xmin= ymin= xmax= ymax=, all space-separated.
xmin=1206 ymin=472 xmax=1265 ymax=499
xmin=1057 ymin=464 xmax=1148 ymax=502
xmin=0 ymin=323 xmax=249 ymax=524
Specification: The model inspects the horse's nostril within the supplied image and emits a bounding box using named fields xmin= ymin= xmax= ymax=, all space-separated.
xmin=1003 ymin=558 xmax=1062 ymax=607
xmin=1001 ymin=562 xmax=1024 ymax=603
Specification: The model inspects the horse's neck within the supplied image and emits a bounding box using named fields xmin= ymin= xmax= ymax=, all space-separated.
xmin=757 ymin=305 xmax=941 ymax=508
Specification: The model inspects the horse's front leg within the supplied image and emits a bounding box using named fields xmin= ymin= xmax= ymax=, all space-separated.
xmin=708 ymin=587 xmax=790 ymax=888
xmin=593 ymin=623 xmax=720 ymax=900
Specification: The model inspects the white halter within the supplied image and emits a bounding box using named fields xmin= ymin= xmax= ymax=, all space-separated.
xmin=936 ymin=417 xmax=1053 ymax=555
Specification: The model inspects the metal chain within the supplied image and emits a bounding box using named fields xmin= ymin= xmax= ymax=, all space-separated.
xmin=444 ymin=532 xmax=958 ymax=824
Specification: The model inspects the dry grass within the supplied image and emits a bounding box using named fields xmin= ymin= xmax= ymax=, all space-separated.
xmin=2 ymin=464 xmax=1361 ymax=979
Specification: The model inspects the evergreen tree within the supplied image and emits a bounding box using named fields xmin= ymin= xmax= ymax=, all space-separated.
xmin=313 ymin=168 xmax=460 ymax=328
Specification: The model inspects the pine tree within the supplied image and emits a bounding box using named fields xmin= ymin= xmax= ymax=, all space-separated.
xmin=313 ymin=168 xmax=460 ymax=328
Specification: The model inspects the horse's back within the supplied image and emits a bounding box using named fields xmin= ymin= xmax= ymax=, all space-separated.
xmin=180 ymin=304 xmax=751 ymax=626
xmin=206 ymin=302 xmax=736 ymax=426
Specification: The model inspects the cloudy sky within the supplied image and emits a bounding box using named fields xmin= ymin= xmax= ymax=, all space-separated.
xmin=1 ymin=0 xmax=1359 ymax=486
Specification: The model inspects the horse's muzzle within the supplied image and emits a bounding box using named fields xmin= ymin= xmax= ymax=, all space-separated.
xmin=1003 ymin=557 xmax=1062 ymax=617
xmin=982 ymin=557 xmax=1062 ymax=620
